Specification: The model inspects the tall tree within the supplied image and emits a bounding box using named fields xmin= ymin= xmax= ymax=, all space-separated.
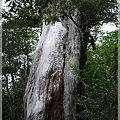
xmin=3 ymin=0 xmax=117 ymax=120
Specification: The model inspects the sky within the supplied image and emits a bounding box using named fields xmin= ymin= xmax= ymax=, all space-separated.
xmin=101 ymin=23 xmax=117 ymax=32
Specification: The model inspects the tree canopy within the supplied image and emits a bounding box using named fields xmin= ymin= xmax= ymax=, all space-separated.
xmin=3 ymin=0 xmax=117 ymax=28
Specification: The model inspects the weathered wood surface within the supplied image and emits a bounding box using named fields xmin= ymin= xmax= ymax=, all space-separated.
xmin=24 ymin=13 xmax=81 ymax=120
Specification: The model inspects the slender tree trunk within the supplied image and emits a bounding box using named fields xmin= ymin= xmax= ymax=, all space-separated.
xmin=11 ymin=72 xmax=17 ymax=120
xmin=3 ymin=74 xmax=13 ymax=120
xmin=24 ymin=10 xmax=82 ymax=120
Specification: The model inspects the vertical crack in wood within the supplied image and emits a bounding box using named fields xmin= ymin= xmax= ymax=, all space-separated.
xmin=44 ymin=32 xmax=68 ymax=120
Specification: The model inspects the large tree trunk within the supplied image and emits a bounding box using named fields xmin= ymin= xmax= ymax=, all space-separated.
xmin=24 ymin=10 xmax=81 ymax=120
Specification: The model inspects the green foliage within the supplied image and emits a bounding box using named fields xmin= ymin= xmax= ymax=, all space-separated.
xmin=2 ymin=9 xmax=39 ymax=120
xmin=4 ymin=0 xmax=117 ymax=28
xmin=71 ymin=0 xmax=117 ymax=26
xmin=72 ymin=30 xmax=118 ymax=120
xmin=70 ymin=62 xmax=81 ymax=75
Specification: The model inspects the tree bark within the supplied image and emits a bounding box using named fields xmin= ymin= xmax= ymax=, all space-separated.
xmin=24 ymin=10 xmax=81 ymax=120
